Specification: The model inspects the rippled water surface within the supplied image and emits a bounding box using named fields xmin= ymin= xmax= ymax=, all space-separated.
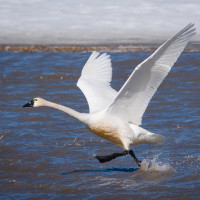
xmin=0 ymin=51 xmax=200 ymax=199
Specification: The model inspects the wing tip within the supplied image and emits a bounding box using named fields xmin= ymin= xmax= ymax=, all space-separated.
xmin=88 ymin=51 xmax=111 ymax=63
xmin=89 ymin=51 xmax=100 ymax=60
xmin=181 ymin=22 xmax=196 ymax=36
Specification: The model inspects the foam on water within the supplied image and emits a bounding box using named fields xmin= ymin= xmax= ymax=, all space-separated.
xmin=140 ymin=154 xmax=173 ymax=172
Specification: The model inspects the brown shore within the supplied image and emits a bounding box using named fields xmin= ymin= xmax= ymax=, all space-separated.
xmin=0 ymin=44 xmax=200 ymax=52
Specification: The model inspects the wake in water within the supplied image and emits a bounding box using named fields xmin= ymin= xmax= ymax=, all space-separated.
xmin=140 ymin=154 xmax=173 ymax=172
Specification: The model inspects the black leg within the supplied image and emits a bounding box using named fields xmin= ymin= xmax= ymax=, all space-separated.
xmin=95 ymin=150 xmax=128 ymax=163
xmin=129 ymin=150 xmax=142 ymax=167
xmin=95 ymin=149 xmax=142 ymax=167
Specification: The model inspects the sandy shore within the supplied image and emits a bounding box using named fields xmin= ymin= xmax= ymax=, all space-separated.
xmin=0 ymin=44 xmax=199 ymax=52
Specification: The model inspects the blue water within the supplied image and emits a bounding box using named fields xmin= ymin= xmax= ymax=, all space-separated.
xmin=0 ymin=50 xmax=200 ymax=199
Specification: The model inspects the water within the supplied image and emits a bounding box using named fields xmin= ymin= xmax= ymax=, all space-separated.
xmin=0 ymin=0 xmax=199 ymax=45
xmin=0 ymin=50 xmax=200 ymax=199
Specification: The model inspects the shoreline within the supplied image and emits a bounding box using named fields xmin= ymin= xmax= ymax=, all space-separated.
xmin=0 ymin=43 xmax=200 ymax=53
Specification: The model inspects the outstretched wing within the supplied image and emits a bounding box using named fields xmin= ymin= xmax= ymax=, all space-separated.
xmin=107 ymin=23 xmax=196 ymax=125
xmin=77 ymin=51 xmax=117 ymax=113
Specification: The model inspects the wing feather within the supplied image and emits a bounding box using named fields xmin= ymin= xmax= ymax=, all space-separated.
xmin=77 ymin=51 xmax=117 ymax=113
xmin=107 ymin=23 xmax=196 ymax=125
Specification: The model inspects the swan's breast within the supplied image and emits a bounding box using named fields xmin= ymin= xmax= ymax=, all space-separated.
xmin=87 ymin=121 xmax=123 ymax=148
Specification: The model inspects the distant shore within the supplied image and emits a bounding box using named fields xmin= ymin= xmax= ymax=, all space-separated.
xmin=0 ymin=43 xmax=200 ymax=52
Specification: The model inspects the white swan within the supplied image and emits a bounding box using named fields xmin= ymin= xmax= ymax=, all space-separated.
xmin=23 ymin=23 xmax=196 ymax=166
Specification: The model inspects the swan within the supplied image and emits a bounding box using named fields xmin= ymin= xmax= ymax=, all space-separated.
xmin=23 ymin=23 xmax=196 ymax=167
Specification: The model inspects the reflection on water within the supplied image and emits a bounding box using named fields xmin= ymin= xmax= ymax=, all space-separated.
xmin=0 ymin=51 xmax=200 ymax=199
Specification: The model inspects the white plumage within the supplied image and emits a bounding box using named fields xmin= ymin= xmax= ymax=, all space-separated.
xmin=24 ymin=23 xmax=196 ymax=156
xmin=107 ymin=23 xmax=196 ymax=126
xmin=77 ymin=51 xmax=117 ymax=113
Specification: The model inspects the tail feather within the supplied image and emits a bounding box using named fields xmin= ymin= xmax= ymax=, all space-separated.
xmin=129 ymin=124 xmax=164 ymax=145
xmin=135 ymin=132 xmax=164 ymax=145
xmin=147 ymin=133 xmax=164 ymax=145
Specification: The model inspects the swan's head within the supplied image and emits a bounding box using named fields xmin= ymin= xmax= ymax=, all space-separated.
xmin=23 ymin=97 xmax=45 ymax=108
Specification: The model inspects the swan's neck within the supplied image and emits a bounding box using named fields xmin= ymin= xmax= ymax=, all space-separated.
xmin=42 ymin=100 xmax=88 ymax=124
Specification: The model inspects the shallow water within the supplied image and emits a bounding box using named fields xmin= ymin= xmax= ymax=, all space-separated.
xmin=0 ymin=51 xmax=200 ymax=199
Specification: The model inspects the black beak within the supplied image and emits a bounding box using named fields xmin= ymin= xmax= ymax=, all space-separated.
xmin=23 ymin=100 xmax=34 ymax=108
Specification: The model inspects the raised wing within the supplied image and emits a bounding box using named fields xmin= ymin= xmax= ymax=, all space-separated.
xmin=77 ymin=51 xmax=117 ymax=113
xmin=107 ymin=23 xmax=196 ymax=125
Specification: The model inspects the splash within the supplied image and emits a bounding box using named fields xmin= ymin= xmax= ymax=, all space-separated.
xmin=140 ymin=154 xmax=173 ymax=172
